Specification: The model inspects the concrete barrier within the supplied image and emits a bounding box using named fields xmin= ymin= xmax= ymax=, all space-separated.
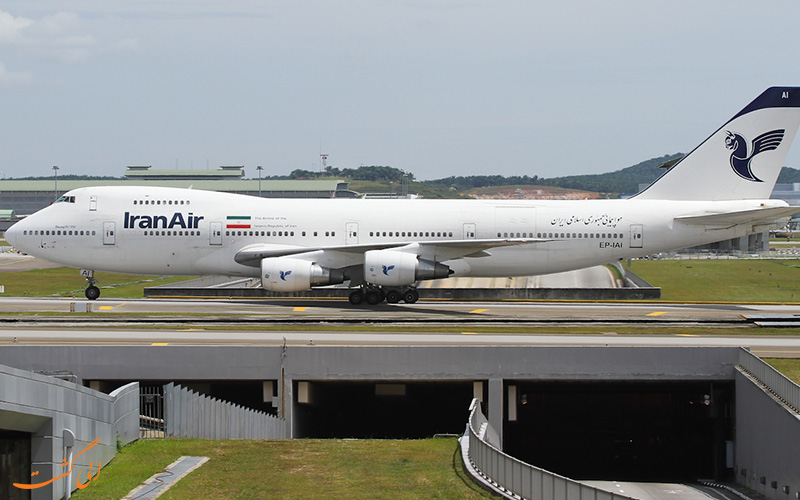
xmin=144 ymin=285 xmax=660 ymax=300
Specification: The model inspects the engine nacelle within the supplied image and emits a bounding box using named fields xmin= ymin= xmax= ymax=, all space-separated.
xmin=261 ymin=257 xmax=335 ymax=292
xmin=364 ymin=250 xmax=451 ymax=286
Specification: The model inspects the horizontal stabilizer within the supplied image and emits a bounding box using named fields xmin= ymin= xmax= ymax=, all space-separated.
xmin=675 ymin=206 xmax=800 ymax=226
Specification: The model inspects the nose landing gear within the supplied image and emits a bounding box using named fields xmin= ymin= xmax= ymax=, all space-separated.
xmin=348 ymin=285 xmax=419 ymax=305
xmin=81 ymin=269 xmax=100 ymax=300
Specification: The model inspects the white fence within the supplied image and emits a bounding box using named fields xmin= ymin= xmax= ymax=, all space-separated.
xmin=738 ymin=348 xmax=800 ymax=413
xmin=163 ymin=382 xmax=285 ymax=439
xmin=463 ymin=399 xmax=637 ymax=500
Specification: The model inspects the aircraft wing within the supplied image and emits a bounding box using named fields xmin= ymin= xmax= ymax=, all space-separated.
xmin=674 ymin=206 xmax=800 ymax=227
xmin=234 ymin=238 xmax=548 ymax=267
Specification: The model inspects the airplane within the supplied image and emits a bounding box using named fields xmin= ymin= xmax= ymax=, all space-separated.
xmin=5 ymin=87 xmax=800 ymax=305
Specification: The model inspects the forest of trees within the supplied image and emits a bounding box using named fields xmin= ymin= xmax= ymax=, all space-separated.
xmin=289 ymin=166 xmax=414 ymax=183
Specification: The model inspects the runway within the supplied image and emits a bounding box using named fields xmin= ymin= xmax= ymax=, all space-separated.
xmin=1 ymin=296 xmax=799 ymax=357
xmin=2 ymin=327 xmax=800 ymax=356
xmin=0 ymin=296 xmax=798 ymax=321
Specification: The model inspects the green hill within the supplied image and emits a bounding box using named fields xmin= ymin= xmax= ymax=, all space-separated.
xmin=536 ymin=153 xmax=683 ymax=195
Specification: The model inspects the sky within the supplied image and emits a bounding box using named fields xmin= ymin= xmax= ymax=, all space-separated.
xmin=2 ymin=1 xmax=800 ymax=181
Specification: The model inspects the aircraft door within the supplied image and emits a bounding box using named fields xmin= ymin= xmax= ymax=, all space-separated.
xmin=630 ymin=224 xmax=643 ymax=248
xmin=103 ymin=221 xmax=116 ymax=245
xmin=89 ymin=195 xmax=97 ymax=211
xmin=463 ymin=223 xmax=476 ymax=239
xmin=210 ymin=221 xmax=222 ymax=245
xmin=346 ymin=222 xmax=359 ymax=245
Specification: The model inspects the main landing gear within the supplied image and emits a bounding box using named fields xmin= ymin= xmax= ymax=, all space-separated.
xmin=348 ymin=285 xmax=419 ymax=306
xmin=81 ymin=269 xmax=100 ymax=300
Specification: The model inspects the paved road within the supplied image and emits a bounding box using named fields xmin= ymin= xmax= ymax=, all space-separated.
xmin=582 ymin=481 xmax=740 ymax=500
xmin=0 ymin=296 xmax=798 ymax=320
xmin=2 ymin=324 xmax=800 ymax=357
xmin=0 ymin=296 xmax=795 ymax=320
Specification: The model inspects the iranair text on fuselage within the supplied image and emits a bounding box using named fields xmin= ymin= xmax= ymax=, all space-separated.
xmin=123 ymin=212 xmax=205 ymax=229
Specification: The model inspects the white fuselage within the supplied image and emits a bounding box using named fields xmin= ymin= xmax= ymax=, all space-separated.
xmin=5 ymin=186 xmax=788 ymax=279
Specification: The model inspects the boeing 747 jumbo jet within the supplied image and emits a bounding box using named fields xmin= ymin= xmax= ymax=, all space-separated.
xmin=5 ymin=87 xmax=800 ymax=305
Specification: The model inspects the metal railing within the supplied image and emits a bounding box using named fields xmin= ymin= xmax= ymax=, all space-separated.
xmin=738 ymin=347 xmax=800 ymax=413
xmin=464 ymin=399 xmax=637 ymax=500
xmin=139 ymin=385 xmax=165 ymax=438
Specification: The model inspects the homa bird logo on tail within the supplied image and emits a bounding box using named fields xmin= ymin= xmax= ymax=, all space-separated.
xmin=725 ymin=129 xmax=785 ymax=182
xmin=382 ymin=265 xmax=395 ymax=276
xmin=280 ymin=270 xmax=292 ymax=281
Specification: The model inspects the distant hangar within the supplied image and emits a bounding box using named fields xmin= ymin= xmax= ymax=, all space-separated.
xmin=0 ymin=166 xmax=357 ymax=216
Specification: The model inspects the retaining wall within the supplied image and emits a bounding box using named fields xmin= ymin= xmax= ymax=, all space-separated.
xmin=0 ymin=363 xmax=138 ymax=500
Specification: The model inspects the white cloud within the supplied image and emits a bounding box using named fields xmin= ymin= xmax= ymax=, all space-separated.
xmin=0 ymin=9 xmax=99 ymax=64
xmin=0 ymin=10 xmax=33 ymax=43
xmin=0 ymin=61 xmax=35 ymax=87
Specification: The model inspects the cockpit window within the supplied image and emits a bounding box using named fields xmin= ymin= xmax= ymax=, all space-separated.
xmin=56 ymin=195 xmax=76 ymax=203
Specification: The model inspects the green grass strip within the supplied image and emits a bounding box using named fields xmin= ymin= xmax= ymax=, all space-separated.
xmin=72 ymin=438 xmax=493 ymax=500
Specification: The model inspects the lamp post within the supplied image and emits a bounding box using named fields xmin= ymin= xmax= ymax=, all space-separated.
xmin=256 ymin=165 xmax=263 ymax=197
xmin=52 ymin=165 xmax=60 ymax=201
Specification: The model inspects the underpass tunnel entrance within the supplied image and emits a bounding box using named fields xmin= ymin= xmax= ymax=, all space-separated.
xmin=0 ymin=429 xmax=30 ymax=500
xmin=504 ymin=380 xmax=734 ymax=482
xmin=0 ymin=430 xmax=31 ymax=500
xmin=293 ymin=380 xmax=477 ymax=438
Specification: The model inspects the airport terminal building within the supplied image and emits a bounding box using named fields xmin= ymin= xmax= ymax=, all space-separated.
xmin=0 ymin=166 xmax=357 ymax=216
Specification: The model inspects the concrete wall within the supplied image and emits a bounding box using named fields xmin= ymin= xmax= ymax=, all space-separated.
xmin=164 ymin=383 xmax=286 ymax=439
xmin=0 ymin=363 xmax=138 ymax=500
xmin=0 ymin=345 xmax=739 ymax=442
xmin=735 ymin=370 xmax=800 ymax=499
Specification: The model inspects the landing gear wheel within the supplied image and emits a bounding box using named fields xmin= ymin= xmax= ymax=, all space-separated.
xmin=365 ymin=290 xmax=384 ymax=305
xmin=402 ymin=288 xmax=419 ymax=304
xmin=348 ymin=290 xmax=364 ymax=305
xmin=85 ymin=285 xmax=100 ymax=301
xmin=385 ymin=289 xmax=402 ymax=304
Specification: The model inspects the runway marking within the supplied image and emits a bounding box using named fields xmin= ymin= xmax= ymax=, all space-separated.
xmin=99 ymin=306 xmax=113 ymax=311
xmin=469 ymin=309 xmax=489 ymax=314
xmin=647 ymin=311 xmax=667 ymax=317
xmin=151 ymin=343 xmax=169 ymax=346
xmin=462 ymin=332 xmax=478 ymax=335
xmin=293 ymin=307 xmax=307 ymax=312
xmin=676 ymin=334 xmax=698 ymax=337
xmin=0 ymin=258 xmax=30 ymax=267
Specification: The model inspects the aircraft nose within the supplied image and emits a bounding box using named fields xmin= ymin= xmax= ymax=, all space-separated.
xmin=4 ymin=222 xmax=19 ymax=248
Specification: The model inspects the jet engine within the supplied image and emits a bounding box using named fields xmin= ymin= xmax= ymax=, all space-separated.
xmin=363 ymin=250 xmax=451 ymax=286
xmin=261 ymin=257 xmax=340 ymax=292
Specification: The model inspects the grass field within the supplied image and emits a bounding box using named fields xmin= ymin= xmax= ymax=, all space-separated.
xmin=71 ymin=438 xmax=494 ymax=500
xmin=766 ymin=358 xmax=800 ymax=384
xmin=627 ymin=259 xmax=800 ymax=302
xmin=0 ymin=266 xmax=191 ymax=298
